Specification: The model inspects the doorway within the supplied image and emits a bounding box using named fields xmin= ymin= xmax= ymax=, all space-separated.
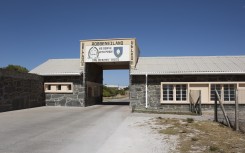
xmin=102 ymin=70 xmax=129 ymax=105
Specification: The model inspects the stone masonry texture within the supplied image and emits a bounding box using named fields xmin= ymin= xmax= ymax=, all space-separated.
xmin=130 ymin=75 xmax=245 ymax=111
xmin=44 ymin=76 xmax=85 ymax=107
xmin=0 ymin=69 xmax=45 ymax=112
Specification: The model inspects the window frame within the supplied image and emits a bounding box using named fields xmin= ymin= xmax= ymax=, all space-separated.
xmin=210 ymin=83 xmax=236 ymax=102
xmin=44 ymin=82 xmax=73 ymax=93
xmin=160 ymin=82 xmax=245 ymax=104
xmin=161 ymin=83 xmax=188 ymax=103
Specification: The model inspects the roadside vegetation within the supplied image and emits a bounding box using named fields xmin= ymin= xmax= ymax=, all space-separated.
xmin=103 ymin=85 xmax=128 ymax=98
xmin=154 ymin=117 xmax=245 ymax=153
xmin=0 ymin=64 xmax=29 ymax=73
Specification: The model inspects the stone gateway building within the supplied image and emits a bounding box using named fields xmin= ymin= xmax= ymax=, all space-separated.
xmin=30 ymin=38 xmax=245 ymax=111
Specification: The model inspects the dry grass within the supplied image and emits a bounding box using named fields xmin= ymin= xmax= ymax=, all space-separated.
xmin=154 ymin=117 xmax=245 ymax=153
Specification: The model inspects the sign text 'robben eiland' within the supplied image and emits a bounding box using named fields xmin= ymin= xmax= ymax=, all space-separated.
xmin=80 ymin=38 xmax=140 ymax=68
xmin=84 ymin=40 xmax=129 ymax=62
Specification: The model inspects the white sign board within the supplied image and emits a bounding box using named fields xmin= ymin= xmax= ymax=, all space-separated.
xmin=85 ymin=45 xmax=130 ymax=62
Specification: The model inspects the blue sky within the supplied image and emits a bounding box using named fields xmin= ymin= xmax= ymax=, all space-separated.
xmin=0 ymin=0 xmax=245 ymax=86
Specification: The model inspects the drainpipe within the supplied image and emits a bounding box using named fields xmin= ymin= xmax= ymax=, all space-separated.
xmin=145 ymin=74 xmax=148 ymax=109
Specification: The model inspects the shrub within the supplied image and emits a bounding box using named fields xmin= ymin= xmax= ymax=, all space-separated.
xmin=187 ymin=118 xmax=194 ymax=123
xmin=3 ymin=64 xmax=29 ymax=73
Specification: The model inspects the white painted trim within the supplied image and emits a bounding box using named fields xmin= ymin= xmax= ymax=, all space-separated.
xmin=44 ymin=82 xmax=73 ymax=93
xmin=160 ymin=82 xmax=245 ymax=104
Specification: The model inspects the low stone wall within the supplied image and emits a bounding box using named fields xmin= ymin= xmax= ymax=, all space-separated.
xmin=0 ymin=69 xmax=44 ymax=112
xmin=44 ymin=76 xmax=85 ymax=107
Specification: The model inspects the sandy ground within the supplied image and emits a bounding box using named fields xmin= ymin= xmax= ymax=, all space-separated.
xmin=98 ymin=111 xmax=214 ymax=153
xmin=97 ymin=113 xmax=177 ymax=153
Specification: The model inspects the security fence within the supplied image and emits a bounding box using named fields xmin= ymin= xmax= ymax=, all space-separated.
xmin=214 ymin=89 xmax=245 ymax=133
xmin=189 ymin=90 xmax=202 ymax=115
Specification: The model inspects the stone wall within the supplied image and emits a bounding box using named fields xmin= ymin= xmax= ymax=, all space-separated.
xmin=44 ymin=63 xmax=103 ymax=107
xmin=0 ymin=69 xmax=44 ymax=112
xmin=130 ymin=75 xmax=245 ymax=111
xmin=44 ymin=76 xmax=85 ymax=107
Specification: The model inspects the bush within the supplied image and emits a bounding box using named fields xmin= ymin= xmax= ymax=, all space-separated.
xmin=3 ymin=64 xmax=29 ymax=73
xmin=209 ymin=146 xmax=219 ymax=152
xmin=187 ymin=118 xmax=194 ymax=123
xmin=103 ymin=86 xmax=117 ymax=97
xmin=103 ymin=90 xmax=111 ymax=97
xmin=191 ymin=137 xmax=198 ymax=141
xmin=102 ymin=85 xmax=128 ymax=97
xmin=118 ymin=89 xmax=125 ymax=95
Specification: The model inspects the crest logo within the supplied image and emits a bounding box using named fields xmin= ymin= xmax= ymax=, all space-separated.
xmin=88 ymin=47 xmax=99 ymax=59
xmin=114 ymin=47 xmax=123 ymax=58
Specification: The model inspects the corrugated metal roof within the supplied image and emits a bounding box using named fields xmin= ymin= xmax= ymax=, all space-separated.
xmin=30 ymin=59 xmax=83 ymax=76
xmin=131 ymin=56 xmax=245 ymax=75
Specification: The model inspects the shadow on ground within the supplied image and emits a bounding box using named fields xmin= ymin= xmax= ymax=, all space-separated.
xmin=101 ymin=102 xmax=130 ymax=105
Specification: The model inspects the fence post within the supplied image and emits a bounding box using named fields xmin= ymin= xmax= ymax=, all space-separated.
xmin=235 ymin=89 xmax=239 ymax=131
xmin=199 ymin=90 xmax=202 ymax=115
xmin=214 ymin=93 xmax=218 ymax=122
xmin=189 ymin=91 xmax=192 ymax=112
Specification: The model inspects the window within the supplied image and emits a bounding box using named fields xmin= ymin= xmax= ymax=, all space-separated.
xmin=68 ymin=85 xmax=72 ymax=90
xmin=224 ymin=84 xmax=235 ymax=101
xmin=211 ymin=84 xmax=222 ymax=101
xmin=176 ymin=85 xmax=187 ymax=101
xmin=162 ymin=84 xmax=187 ymax=102
xmin=163 ymin=85 xmax=173 ymax=101
xmin=210 ymin=84 xmax=236 ymax=101
xmin=57 ymin=85 xmax=61 ymax=90
xmin=44 ymin=83 xmax=73 ymax=93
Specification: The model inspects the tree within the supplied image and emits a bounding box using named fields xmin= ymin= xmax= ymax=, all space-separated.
xmin=124 ymin=87 xmax=129 ymax=91
xmin=103 ymin=85 xmax=119 ymax=97
xmin=118 ymin=89 xmax=125 ymax=95
xmin=102 ymin=85 xmax=128 ymax=97
xmin=103 ymin=90 xmax=111 ymax=97
xmin=3 ymin=64 xmax=29 ymax=73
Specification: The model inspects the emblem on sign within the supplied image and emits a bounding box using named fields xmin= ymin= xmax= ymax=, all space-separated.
xmin=88 ymin=47 xmax=99 ymax=59
xmin=114 ymin=47 xmax=123 ymax=58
